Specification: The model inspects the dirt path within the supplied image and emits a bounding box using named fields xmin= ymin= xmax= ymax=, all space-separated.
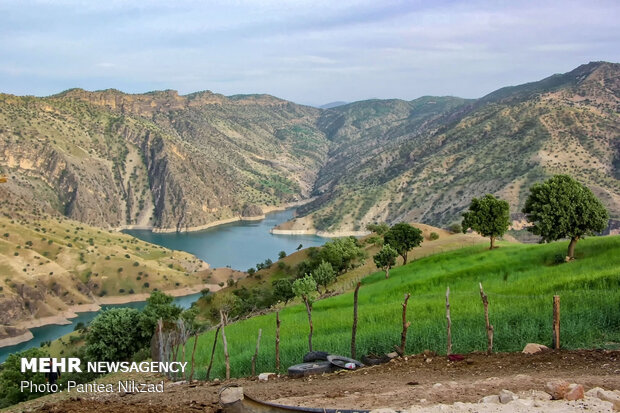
xmin=13 ymin=350 xmax=620 ymax=413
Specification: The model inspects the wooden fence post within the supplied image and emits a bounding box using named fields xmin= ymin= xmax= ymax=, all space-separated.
xmin=552 ymin=295 xmax=560 ymax=350
xmin=206 ymin=325 xmax=221 ymax=381
xmin=479 ymin=283 xmax=493 ymax=354
xmin=351 ymin=282 xmax=361 ymax=359
xmin=251 ymin=329 xmax=262 ymax=376
xmin=275 ymin=312 xmax=281 ymax=373
xmin=220 ymin=310 xmax=230 ymax=380
xmin=446 ymin=287 xmax=452 ymax=356
xmin=395 ymin=293 xmax=411 ymax=356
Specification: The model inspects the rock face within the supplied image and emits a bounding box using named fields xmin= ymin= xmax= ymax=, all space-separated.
xmin=242 ymin=204 xmax=264 ymax=218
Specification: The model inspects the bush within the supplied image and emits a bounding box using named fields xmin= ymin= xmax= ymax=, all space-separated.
xmin=0 ymin=348 xmax=48 ymax=408
xmin=86 ymin=308 xmax=145 ymax=362
xmin=430 ymin=232 xmax=440 ymax=240
xmin=449 ymin=223 xmax=462 ymax=233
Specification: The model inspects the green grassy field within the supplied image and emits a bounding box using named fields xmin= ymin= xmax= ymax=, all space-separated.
xmin=185 ymin=236 xmax=620 ymax=380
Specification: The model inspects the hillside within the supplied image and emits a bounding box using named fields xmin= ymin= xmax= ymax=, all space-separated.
xmin=190 ymin=235 xmax=620 ymax=380
xmin=0 ymin=62 xmax=618 ymax=234
xmin=0 ymin=90 xmax=328 ymax=231
xmin=293 ymin=62 xmax=620 ymax=231
xmin=0 ymin=213 xmax=239 ymax=344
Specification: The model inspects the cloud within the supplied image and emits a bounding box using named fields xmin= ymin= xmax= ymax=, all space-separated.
xmin=0 ymin=0 xmax=618 ymax=104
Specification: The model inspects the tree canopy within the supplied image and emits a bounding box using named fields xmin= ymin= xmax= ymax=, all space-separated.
xmin=86 ymin=308 xmax=145 ymax=362
xmin=0 ymin=348 xmax=48 ymax=408
xmin=138 ymin=291 xmax=183 ymax=340
xmin=373 ymin=244 xmax=398 ymax=278
xmin=523 ymin=175 xmax=608 ymax=259
xmin=311 ymin=260 xmax=336 ymax=292
xmin=384 ymin=222 xmax=423 ymax=264
xmin=461 ymin=194 xmax=510 ymax=249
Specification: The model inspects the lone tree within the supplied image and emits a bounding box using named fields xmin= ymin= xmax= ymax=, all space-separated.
xmin=373 ymin=244 xmax=398 ymax=278
xmin=384 ymin=222 xmax=423 ymax=264
xmin=461 ymin=194 xmax=510 ymax=249
xmin=523 ymin=175 xmax=608 ymax=260
xmin=272 ymin=278 xmax=295 ymax=304
xmin=292 ymin=275 xmax=317 ymax=351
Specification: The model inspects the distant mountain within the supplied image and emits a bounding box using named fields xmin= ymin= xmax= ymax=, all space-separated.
xmin=319 ymin=101 xmax=349 ymax=109
xmin=1 ymin=62 xmax=618 ymax=234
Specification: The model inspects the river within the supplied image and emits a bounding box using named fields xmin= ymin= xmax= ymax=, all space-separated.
xmin=0 ymin=208 xmax=328 ymax=362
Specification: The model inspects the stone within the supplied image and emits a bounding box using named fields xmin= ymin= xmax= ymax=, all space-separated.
xmin=545 ymin=380 xmax=570 ymax=400
xmin=522 ymin=343 xmax=549 ymax=354
xmin=586 ymin=387 xmax=605 ymax=398
xmin=432 ymin=383 xmax=443 ymax=389
xmin=499 ymin=389 xmax=518 ymax=404
xmin=596 ymin=389 xmax=620 ymax=410
xmin=565 ymin=383 xmax=584 ymax=401
xmin=258 ymin=372 xmax=275 ymax=382
xmin=479 ymin=395 xmax=500 ymax=404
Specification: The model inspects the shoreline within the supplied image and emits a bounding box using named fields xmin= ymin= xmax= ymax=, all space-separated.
xmin=0 ymin=282 xmax=222 ymax=349
xmin=114 ymin=198 xmax=316 ymax=234
xmin=270 ymin=228 xmax=370 ymax=237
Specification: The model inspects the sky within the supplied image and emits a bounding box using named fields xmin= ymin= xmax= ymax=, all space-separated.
xmin=0 ymin=0 xmax=618 ymax=106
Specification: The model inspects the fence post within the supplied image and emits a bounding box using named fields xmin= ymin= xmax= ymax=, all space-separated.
xmin=206 ymin=325 xmax=221 ymax=381
xmin=220 ymin=310 xmax=230 ymax=380
xmin=275 ymin=312 xmax=281 ymax=373
xmin=395 ymin=293 xmax=411 ymax=356
xmin=479 ymin=283 xmax=494 ymax=354
xmin=552 ymin=295 xmax=560 ymax=350
xmin=351 ymin=282 xmax=361 ymax=359
xmin=446 ymin=286 xmax=452 ymax=356
xmin=251 ymin=328 xmax=262 ymax=376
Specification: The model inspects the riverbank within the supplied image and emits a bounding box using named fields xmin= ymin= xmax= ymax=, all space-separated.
xmin=0 ymin=277 xmax=235 ymax=349
xmin=270 ymin=214 xmax=369 ymax=237
xmin=115 ymin=198 xmax=316 ymax=234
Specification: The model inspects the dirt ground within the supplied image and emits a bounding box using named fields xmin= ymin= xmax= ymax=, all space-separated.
xmin=12 ymin=349 xmax=620 ymax=413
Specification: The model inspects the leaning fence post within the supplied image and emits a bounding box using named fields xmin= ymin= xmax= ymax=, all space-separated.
xmin=351 ymin=282 xmax=361 ymax=359
xmin=552 ymin=295 xmax=560 ymax=350
xmin=205 ymin=325 xmax=221 ymax=381
xmin=446 ymin=286 xmax=452 ymax=356
xmin=479 ymin=283 xmax=493 ymax=354
xmin=220 ymin=310 xmax=230 ymax=380
xmin=251 ymin=328 xmax=262 ymax=376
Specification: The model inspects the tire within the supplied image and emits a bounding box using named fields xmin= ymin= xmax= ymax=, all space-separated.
xmin=302 ymin=351 xmax=330 ymax=362
xmin=287 ymin=361 xmax=336 ymax=377
xmin=327 ymin=355 xmax=365 ymax=369
xmin=361 ymin=354 xmax=390 ymax=366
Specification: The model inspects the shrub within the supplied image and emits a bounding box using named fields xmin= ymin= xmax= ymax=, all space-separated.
xmin=430 ymin=232 xmax=440 ymax=240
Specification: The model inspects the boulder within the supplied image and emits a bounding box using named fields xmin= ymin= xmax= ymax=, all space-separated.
xmin=499 ymin=389 xmax=518 ymax=404
xmin=479 ymin=395 xmax=500 ymax=404
xmin=545 ymin=380 xmax=570 ymax=400
xmin=565 ymin=384 xmax=584 ymax=401
xmin=522 ymin=343 xmax=549 ymax=354
xmin=258 ymin=372 xmax=275 ymax=382
xmin=595 ymin=389 xmax=620 ymax=410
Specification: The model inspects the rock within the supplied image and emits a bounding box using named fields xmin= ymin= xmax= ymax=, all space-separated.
xmin=528 ymin=390 xmax=552 ymax=401
xmin=522 ymin=343 xmax=549 ymax=354
xmin=499 ymin=389 xmax=518 ymax=404
xmin=386 ymin=352 xmax=399 ymax=359
xmin=432 ymin=383 xmax=443 ymax=389
xmin=258 ymin=372 xmax=275 ymax=382
xmin=479 ymin=395 xmax=500 ymax=404
xmin=586 ymin=387 xmax=605 ymax=398
xmin=565 ymin=384 xmax=584 ymax=401
xmin=545 ymin=380 xmax=570 ymax=400
xmin=596 ymin=389 xmax=620 ymax=410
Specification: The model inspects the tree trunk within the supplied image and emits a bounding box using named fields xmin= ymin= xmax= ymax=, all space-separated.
xmin=385 ymin=266 xmax=390 ymax=279
xmin=567 ymin=236 xmax=579 ymax=260
xmin=489 ymin=236 xmax=495 ymax=250
xmin=402 ymin=252 xmax=408 ymax=265
xmin=304 ymin=297 xmax=313 ymax=352
xmin=351 ymin=282 xmax=361 ymax=359
xmin=479 ymin=283 xmax=493 ymax=354
xmin=397 ymin=293 xmax=411 ymax=356
xmin=189 ymin=332 xmax=198 ymax=382
xmin=205 ymin=325 xmax=221 ymax=381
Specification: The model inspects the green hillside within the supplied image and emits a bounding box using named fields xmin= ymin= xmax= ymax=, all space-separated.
xmin=186 ymin=235 xmax=620 ymax=379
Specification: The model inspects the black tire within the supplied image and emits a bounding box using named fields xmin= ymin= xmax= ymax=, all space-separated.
xmin=361 ymin=354 xmax=390 ymax=366
xmin=327 ymin=355 xmax=364 ymax=369
xmin=302 ymin=351 xmax=330 ymax=362
xmin=287 ymin=361 xmax=336 ymax=377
